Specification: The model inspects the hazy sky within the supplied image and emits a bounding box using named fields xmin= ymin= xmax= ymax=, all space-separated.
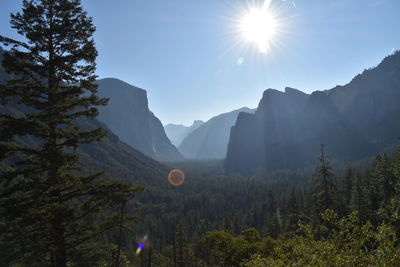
xmin=1 ymin=0 xmax=399 ymax=125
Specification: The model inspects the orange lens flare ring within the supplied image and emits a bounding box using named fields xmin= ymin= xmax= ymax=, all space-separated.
xmin=167 ymin=169 xmax=185 ymax=186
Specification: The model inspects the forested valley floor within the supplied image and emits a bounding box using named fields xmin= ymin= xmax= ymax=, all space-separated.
xmin=128 ymin=145 xmax=400 ymax=266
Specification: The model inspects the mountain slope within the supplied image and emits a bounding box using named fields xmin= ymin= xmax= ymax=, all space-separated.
xmin=178 ymin=107 xmax=255 ymax=159
xmin=164 ymin=120 xmax=204 ymax=147
xmin=226 ymin=52 xmax=400 ymax=175
xmin=0 ymin=50 xmax=168 ymax=185
xmin=1 ymin=101 xmax=168 ymax=185
xmin=96 ymin=78 xmax=183 ymax=162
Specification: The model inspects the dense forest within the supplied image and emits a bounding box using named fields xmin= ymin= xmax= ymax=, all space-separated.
xmin=129 ymin=145 xmax=400 ymax=266
xmin=1 ymin=0 xmax=400 ymax=266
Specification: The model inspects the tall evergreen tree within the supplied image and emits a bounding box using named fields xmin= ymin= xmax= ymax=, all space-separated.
xmin=340 ymin=166 xmax=354 ymax=207
xmin=284 ymin=188 xmax=301 ymax=233
xmin=370 ymin=154 xmax=396 ymax=209
xmin=312 ymin=145 xmax=338 ymax=217
xmin=389 ymin=147 xmax=400 ymax=235
xmin=0 ymin=0 xmax=141 ymax=266
xmin=265 ymin=192 xmax=280 ymax=238
xmin=349 ymin=174 xmax=369 ymax=222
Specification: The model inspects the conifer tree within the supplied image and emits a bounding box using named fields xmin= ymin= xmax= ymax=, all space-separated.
xmin=349 ymin=174 xmax=368 ymax=222
xmin=176 ymin=223 xmax=185 ymax=267
xmin=389 ymin=147 xmax=400 ymax=235
xmin=0 ymin=0 xmax=141 ymax=266
xmin=370 ymin=154 xmax=395 ymax=209
xmin=266 ymin=192 xmax=280 ymax=238
xmin=222 ymin=214 xmax=234 ymax=233
xmin=284 ymin=188 xmax=301 ymax=233
xmin=312 ymin=145 xmax=338 ymax=217
xmin=340 ymin=166 xmax=354 ymax=208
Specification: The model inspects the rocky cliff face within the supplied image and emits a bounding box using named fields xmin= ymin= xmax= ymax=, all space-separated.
xmin=96 ymin=78 xmax=183 ymax=161
xmin=178 ymin=107 xmax=255 ymax=159
xmin=149 ymin=112 xmax=184 ymax=161
xmin=226 ymin=52 xmax=400 ymax=175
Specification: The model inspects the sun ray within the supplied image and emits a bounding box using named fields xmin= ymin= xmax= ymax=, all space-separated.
xmin=216 ymin=0 xmax=298 ymax=65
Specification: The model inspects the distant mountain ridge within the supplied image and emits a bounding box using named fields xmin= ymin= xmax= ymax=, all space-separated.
xmin=226 ymin=52 xmax=400 ymax=175
xmin=178 ymin=107 xmax=255 ymax=159
xmin=96 ymin=78 xmax=183 ymax=162
xmin=164 ymin=120 xmax=204 ymax=147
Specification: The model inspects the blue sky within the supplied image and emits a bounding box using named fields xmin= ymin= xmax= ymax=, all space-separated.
xmin=1 ymin=0 xmax=399 ymax=125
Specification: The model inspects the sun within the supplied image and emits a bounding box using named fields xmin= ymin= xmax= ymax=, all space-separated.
xmin=239 ymin=4 xmax=278 ymax=54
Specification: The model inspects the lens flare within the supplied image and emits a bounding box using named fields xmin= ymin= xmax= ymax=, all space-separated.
xmin=135 ymin=234 xmax=148 ymax=256
xmin=237 ymin=57 xmax=245 ymax=65
xmin=263 ymin=0 xmax=272 ymax=10
xmin=135 ymin=243 xmax=144 ymax=255
xmin=167 ymin=169 xmax=185 ymax=187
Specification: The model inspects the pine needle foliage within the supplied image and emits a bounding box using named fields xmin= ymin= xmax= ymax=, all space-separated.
xmin=0 ymin=1 xmax=142 ymax=266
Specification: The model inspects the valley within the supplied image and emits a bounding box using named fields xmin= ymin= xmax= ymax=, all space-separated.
xmin=1 ymin=0 xmax=400 ymax=266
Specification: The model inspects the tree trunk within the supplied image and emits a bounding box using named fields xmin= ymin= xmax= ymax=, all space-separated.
xmin=115 ymin=202 xmax=125 ymax=267
xmin=54 ymin=215 xmax=67 ymax=267
xmin=172 ymin=229 xmax=177 ymax=267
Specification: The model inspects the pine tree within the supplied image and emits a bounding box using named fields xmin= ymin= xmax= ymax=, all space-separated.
xmin=222 ymin=213 xmax=234 ymax=233
xmin=176 ymin=223 xmax=185 ymax=267
xmin=340 ymin=166 xmax=354 ymax=207
xmin=390 ymin=147 xmax=400 ymax=235
xmin=265 ymin=192 xmax=280 ymax=238
xmin=312 ymin=145 xmax=338 ymax=217
xmin=349 ymin=174 xmax=368 ymax=222
xmin=0 ymin=0 xmax=141 ymax=265
xmin=370 ymin=154 xmax=395 ymax=209
xmin=284 ymin=188 xmax=301 ymax=233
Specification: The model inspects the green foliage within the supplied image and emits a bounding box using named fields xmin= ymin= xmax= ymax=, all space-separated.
xmin=338 ymin=166 xmax=354 ymax=214
xmin=241 ymin=228 xmax=260 ymax=243
xmin=283 ymin=188 xmax=302 ymax=234
xmin=0 ymin=0 xmax=142 ymax=266
xmin=150 ymin=146 xmax=400 ymax=266
xmin=312 ymin=145 xmax=339 ymax=218
xmin=243 ymin=211 xmax=400 ymax=266
xmin=194 ymin=230 xmax=258 ymax=266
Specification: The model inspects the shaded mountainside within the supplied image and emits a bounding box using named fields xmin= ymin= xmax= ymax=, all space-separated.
xmin=96 ymin=78 xmax=183 ymax=162
xmin=77 ymin=118 xmax=168 ymax=185
xmin=0 ymin=100 xmax=168 ymax=186
xmin=164 ymin=120 xmax=204 ymax=147
xmin=178 ymin=107 xmax=255 ymax=159
xmin=226 ymin=52 xmax=400 ymax=175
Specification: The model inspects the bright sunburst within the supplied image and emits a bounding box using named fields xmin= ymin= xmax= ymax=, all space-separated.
xmin=238 ymin=0 xmax=279 ymax=54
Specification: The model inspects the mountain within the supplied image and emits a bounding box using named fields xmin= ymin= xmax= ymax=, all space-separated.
xmin=178 ymin=107 xmax=255 ymax=159
xmin=164 ymin=120 xmax=204 ymax=147
xmin=0 ymin=55 xmax=168 ymax=185
xmin=0 ymin=100 xmax=168 ymax=186
xmin=226 ymin=52 xmax=400 ymax=175
xmin=96 ymin=78 xmax=183 ymax=162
